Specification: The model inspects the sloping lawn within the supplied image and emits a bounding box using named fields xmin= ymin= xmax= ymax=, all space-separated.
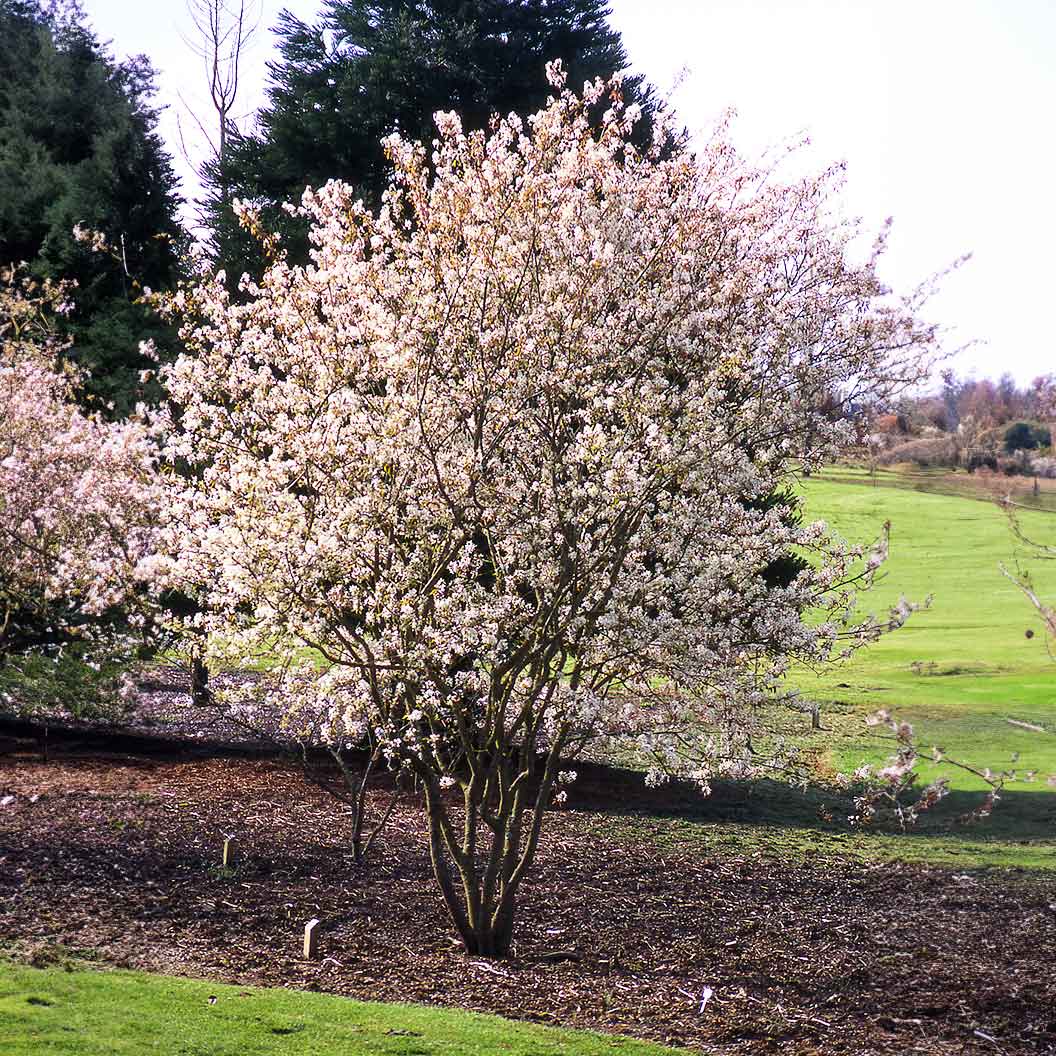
xmin=788 ymin=472 xmax=1056 ymax=857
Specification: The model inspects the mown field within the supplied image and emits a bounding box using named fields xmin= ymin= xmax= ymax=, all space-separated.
xmin=774 ymin=466 xmax=1056 ymax=868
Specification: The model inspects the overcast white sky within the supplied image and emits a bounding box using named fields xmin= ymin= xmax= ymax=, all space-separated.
xmin=82 ymin=0 xmax=1056 ymax=384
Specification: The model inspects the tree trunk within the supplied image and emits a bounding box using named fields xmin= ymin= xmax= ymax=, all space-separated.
xmin=190 ymin=648 xmax=211 ymax=708
xmin=419 ymin=735 xmax=564 ymax=958
xmin=461 ymin=915 xmax=515 ymax=957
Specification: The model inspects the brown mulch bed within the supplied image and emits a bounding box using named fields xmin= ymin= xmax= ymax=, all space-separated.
xmin=1 ymin=732 xmax=1054 ymax=1055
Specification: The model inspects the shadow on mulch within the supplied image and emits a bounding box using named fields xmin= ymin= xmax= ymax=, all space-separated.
xmin=0 ymin=732 xmax=1054 ymax=1056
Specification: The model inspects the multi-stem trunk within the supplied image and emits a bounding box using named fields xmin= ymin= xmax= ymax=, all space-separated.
xmin=419 ymin=732 xmax=565 ymax=958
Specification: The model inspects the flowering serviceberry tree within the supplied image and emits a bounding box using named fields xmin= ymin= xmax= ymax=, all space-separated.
xmin=0 ymin=268 xmax=163 ymax=715
xmin=160 ymin=65 xmax=940 ymax=956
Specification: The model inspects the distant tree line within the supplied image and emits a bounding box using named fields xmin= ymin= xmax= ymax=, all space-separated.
xmin=866 ymin=370 xmax=1055 ymax=476
xmin=896 ymin=370 xmax=1054 ymax=436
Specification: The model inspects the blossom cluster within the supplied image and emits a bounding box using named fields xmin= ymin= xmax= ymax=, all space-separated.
xmin=158 ymin=65 xmax=941 ymax=789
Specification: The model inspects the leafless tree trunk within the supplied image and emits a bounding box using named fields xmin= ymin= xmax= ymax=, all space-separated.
xmin=179 ymin=0 xmax=260 ymax=194
xmin=298 ymin=740 xmax=404 ymax=866
xmin=178 ymin=0 xmax=260 ymax=698
xmin=189 ymin=644 xmax=211 ymax=707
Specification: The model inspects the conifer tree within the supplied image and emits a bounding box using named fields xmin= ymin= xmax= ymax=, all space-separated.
xmin=0 ymin=0 xmax=184 ymax=414
xmin=204 ymin=0 xmax=665 ymax=279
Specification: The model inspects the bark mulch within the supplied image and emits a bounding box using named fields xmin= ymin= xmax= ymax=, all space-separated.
xmin=0 ymin=728 xmax=1054 ymax=1056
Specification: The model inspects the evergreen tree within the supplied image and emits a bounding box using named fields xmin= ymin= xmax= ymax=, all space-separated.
xmin=205 ymin=0 xmax=668 ymax=280
xmin=0 ymin=0 xmax=184 ymax=414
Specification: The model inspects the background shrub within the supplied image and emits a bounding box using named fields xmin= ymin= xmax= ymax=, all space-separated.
xmin=878 ymin=437 xmax=957 ymax=468
xmin=1004 ymin=420 xmax=1051 ymax=453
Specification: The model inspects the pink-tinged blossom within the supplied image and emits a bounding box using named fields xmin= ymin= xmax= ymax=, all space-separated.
xmin=0 ymin=268 xmax=162 ymax=705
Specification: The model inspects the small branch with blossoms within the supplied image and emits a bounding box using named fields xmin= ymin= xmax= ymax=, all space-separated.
xmin=998 ymin=497 xmax=1056 ymax=649
xmin=837 ymin=710 xmax=1038 ymax=830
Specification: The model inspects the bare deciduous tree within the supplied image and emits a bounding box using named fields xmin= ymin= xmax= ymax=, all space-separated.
xmin=179 ymin=0 xmax=260 ymax=197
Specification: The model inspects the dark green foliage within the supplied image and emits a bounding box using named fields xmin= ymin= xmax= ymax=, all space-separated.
xmin=965 ymin=450 xmax=997 ymax=473
xmin=747 ymin=486 xmax=810 ymax=590
xmin=1004 ymin=420 xmax=1051 ymax=453
xmin=0 ymin=0 xmax=184 ymax=415
xmin=205 ymin=0 xmax=668 ymax=281
xmin=0 ymin=638 xmax=135 ymax=720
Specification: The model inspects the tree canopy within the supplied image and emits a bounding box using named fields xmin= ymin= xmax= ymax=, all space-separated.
xmin=161 ymin=68 xmax=938 ymax=956
xmin=0 ymin=267 xmax=164 ymax=716
xmin=204 ymin=0 xmax=667 ymax=280
xmin=0 ymin=0 xmax=184 ymax=414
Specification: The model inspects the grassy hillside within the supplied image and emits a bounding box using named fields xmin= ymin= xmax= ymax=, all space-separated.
xmin=0 ymin=963 xmax=686 ymax=1056
xmin=786 ymin=469 xmax=1056 ymax=855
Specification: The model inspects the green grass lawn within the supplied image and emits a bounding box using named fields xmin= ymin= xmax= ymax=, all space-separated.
xmin=596 ymin=470 xmax=1055 ymax=872
xmin=773 ymin=468 xmax=1056 ymax=867
xmin=0 ymin=963 xmax=686 ymax=1056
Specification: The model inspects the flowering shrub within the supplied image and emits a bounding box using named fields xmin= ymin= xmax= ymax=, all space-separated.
xmin=841 ymin=710 xmax=1019 ymax=829
xmin=159 ymin=66 xmax=939 ymax=955
xmin=0 ymin=268 xmax=163 ymax=716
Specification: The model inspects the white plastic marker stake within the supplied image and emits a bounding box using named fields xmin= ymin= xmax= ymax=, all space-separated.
xmin=304 ymin=918 xmax=320 ymax=959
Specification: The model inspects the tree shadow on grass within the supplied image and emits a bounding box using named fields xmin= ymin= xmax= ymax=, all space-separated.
xmin=565 ymin=758 xmax=1056 ymax=863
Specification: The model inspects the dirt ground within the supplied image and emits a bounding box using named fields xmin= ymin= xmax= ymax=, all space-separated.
xmin=1 ymin=725 xmax=1054 ymax=1055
